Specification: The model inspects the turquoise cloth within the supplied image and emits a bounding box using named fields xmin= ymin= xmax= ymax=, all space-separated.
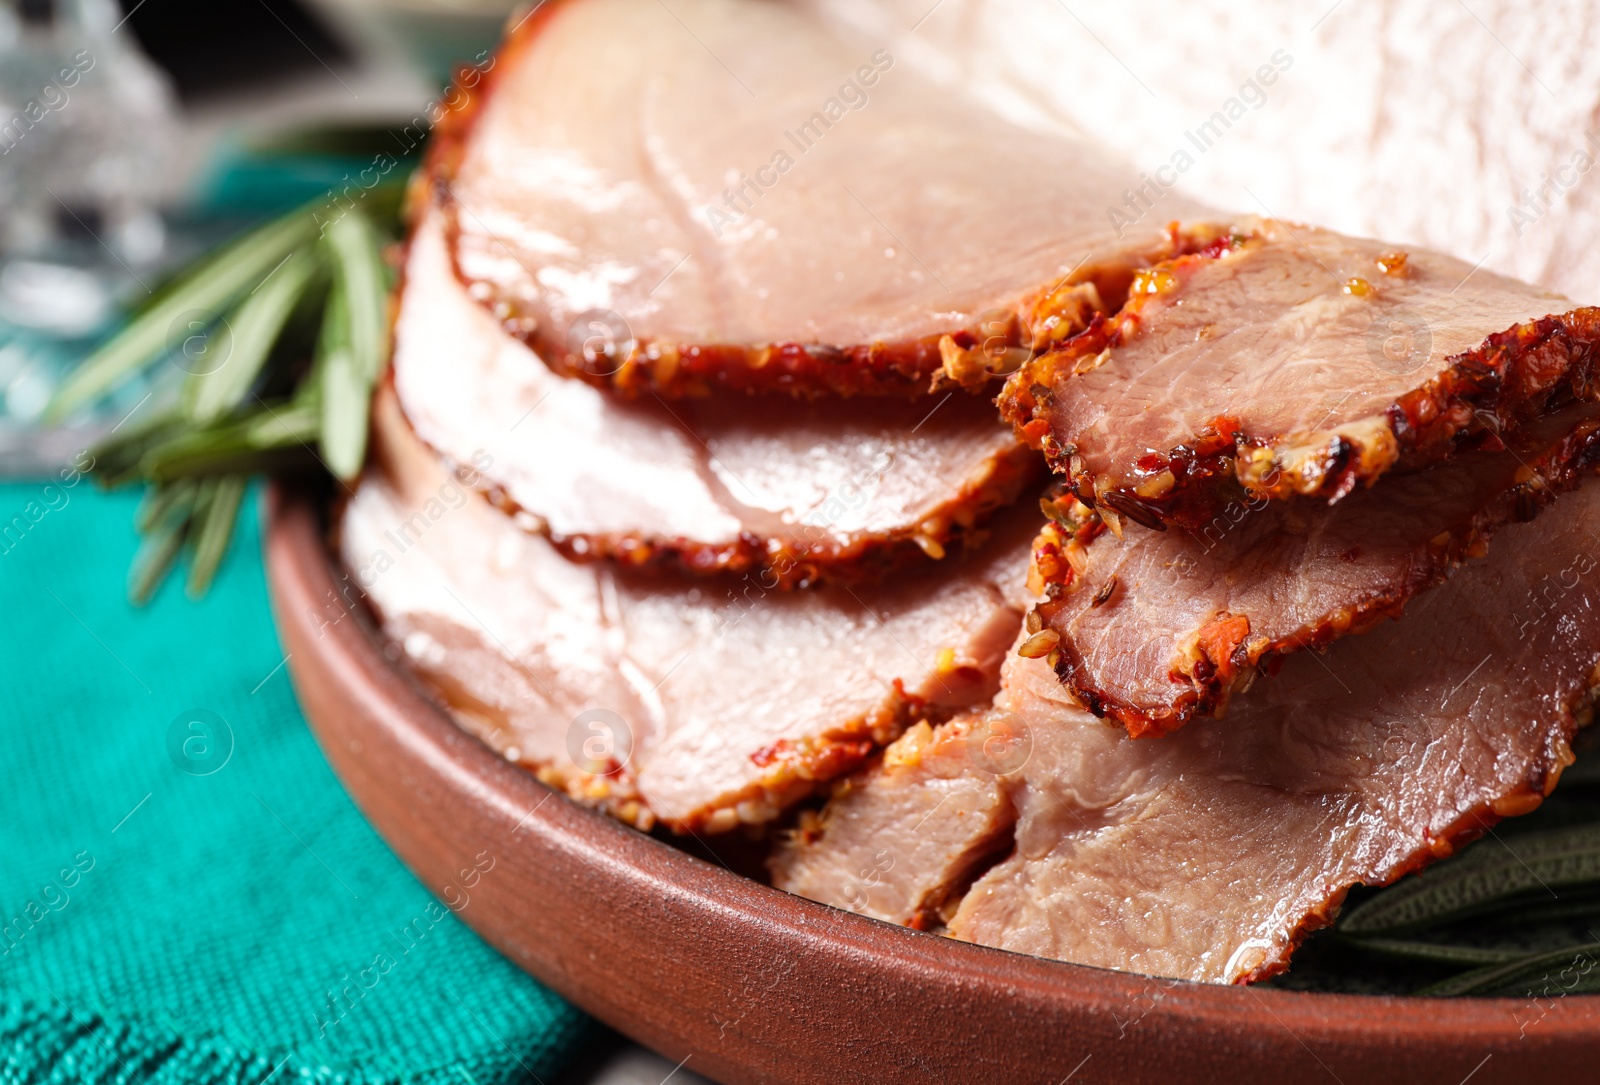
xmin=0 ymin=479 xmax=592 ymax=1083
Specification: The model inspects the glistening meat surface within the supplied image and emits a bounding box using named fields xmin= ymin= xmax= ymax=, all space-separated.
xmin=394 ymin=210 xmax=1036 ymax=587
xmin=339 ymin=390 xmax=1034 ymax=831
xmin=436 ymin=0 xmax=1209 ymax=397
xmin=1001 ymin=218 xmax=1600 ymax=530
xmin=775 ymin=481 xmax=1600 ymax=982
xmin=1028 ymin=404 xmax=1600 ymax=736
xmin=767 ymin=712 xmax=1015 ymax=927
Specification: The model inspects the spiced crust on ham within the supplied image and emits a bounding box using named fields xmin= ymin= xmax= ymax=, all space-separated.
xmin=426 ymin=0 xmax=1214 ymax=400
xmin=1000 ymin=218 xmax=1600 ymax=532
xmin=776 ymin=478 xmax=1600 ymax=982
xmin=1024 ymin=404 xmax=1600 ymax=737
xmin=339 ymin=387 xmax=1036 ymax=832
xmin=392 ymin=208 xmax=1039 ymax=589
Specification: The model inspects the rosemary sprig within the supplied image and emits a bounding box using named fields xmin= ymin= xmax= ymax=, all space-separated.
xmin=1338 ymin=823 xmax=1600 ymax=935
xmin=188 ymin=475 xmax=246 ymax=597
xmin=1415 ymin=941 xmax=1600 ymax=997
xmin=1330 ymin=936 xmax=1526 ymax=968
xmin=46 ymin=212 xmax=320 ymax=424
xmin=181 ymin=247 xmax=322 ymax=424
xmin=45 ymin=190 xmax=402 ymax=602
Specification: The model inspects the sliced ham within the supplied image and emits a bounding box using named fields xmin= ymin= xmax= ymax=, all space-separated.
xmin=1001 ymin=218 xmax=1600 ymax=530
xmin=394 ymin=209 xmax=1036 ymax=587
xmin=1028 ymin=404 xmax=1600 ymax=736
xmin=435 ymin=0 xmax=1209 ymax=398
xmin=775 ymin=480 xmax=1600 ymax=982
xmin=339 ymin=388 xmax=1034 ymax=831
xmin=767 ymin=714 xmax=1014 ymax=927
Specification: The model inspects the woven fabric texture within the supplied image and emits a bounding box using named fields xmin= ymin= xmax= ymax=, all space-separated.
xmin=0 ymin=479 xmax=590 ymax=1084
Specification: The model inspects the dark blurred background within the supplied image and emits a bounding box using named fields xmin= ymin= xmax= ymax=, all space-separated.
xmin=115 ymin=0 xmax=353 ymax=100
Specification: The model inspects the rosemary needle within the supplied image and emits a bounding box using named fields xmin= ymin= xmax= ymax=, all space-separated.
xmin=62 ymin=187 xmax=399 ymax=601
xmin=187 ymin=475 xmax=246 ymax=598
xmin=47 ymin=210 xmax=320 ymax=424
xmin=128 ymin=482 xmax=198 ymax=605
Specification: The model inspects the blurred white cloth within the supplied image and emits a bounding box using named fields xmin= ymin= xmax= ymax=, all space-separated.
xmin=813 ymin=0 xmax=1600 ymax=302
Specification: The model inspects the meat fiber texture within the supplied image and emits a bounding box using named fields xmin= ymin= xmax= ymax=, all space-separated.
xmin=437 ymin=0 xmax=1210 ymax=398
xmin=1030 ymin=403 xmax=1600 ymax=736
xmin=1000 ymin=218 xmax=1600 ymax=530
xmin=767 ymin=713 xmax=1015 ymax=927
xmin=394 ymin=209 xmax=1037 ymax=588
xmin=774 ymin=480 xmax=1600 ymax=982
xmin=808 ymin=0 xmax=1600 ymax=305
xmin=339 ymin=389 xmax=1035 ymax=832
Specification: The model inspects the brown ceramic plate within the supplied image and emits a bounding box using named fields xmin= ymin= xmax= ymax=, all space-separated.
xmin=264 ymin=481 xmax=1600 ymax=1084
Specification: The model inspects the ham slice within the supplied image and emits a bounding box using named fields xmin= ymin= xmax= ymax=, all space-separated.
xmin=774 ymin=479 xmax=1600 ymax=982
xmin=767 ymin=713 xmax=1014 ymax=927
xmin=1028 ymin=404 xmax=1600 ymax=736
xmin=394 ymin=209 xmax=1036 ymax=586
xmin=1000 ymin=218 xmax=1600 ymax=530
xmin=435 ymin=0 xmax=1209 ymax=398
xmin=339 ymin=389 xmax=1034 ymax=831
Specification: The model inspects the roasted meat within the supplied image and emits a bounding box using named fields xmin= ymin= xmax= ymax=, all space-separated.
xmin=340 ymin=389 xmax=1034 ymax=831
xmin=1001 ymin=218 xmax=1600 ymax=530
xmin=774 ymin=479 xmax=1600 ymax=982
xmin=1028 ymin=404 xmax=1600 ymax=736
xmin=767 ymin=713 xmax=1014 ymax=927
xmin=434 ymin=0 xmax=1209 ymax=398
xmin=394 ymin=210 xmax=1037 ymax=587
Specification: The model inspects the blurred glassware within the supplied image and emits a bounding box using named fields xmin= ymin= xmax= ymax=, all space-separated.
xmin=0 ymin=0 xmax=180 ymax=271
xmin=301 ymin=0 xmax=516 ymax=84
xmin=0 ymin=0 xmax=181 ymax=469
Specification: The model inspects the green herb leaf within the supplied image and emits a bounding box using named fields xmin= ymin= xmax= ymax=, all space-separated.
xmin=187 ymin=476 xmax=246 ymax=598
xmin=135 ymin=478 xmax=195 ymax=533
xmin=141 ymin=401 xmax=320 ymax=482
xmin=316 ymin=207 xmax=390 ymax=481
xmin=128 ymin=482 xmax=198 ymax=604
xmin=70 ymin=175 xmax=404 ymax=602
xmin=312 ymin=278 xmax=370 ymax=482
xmin=46 ymin=209 xmax=320 ymax=423
xmin=323 ymin=207 xmax=390 ymax=383
xmin=1416 ymin=942 xmax=1600 ymax=997
xmin=1332 ymin=935 xmax=1526 ymax=968
xmin=181 ymin=247 xmax=322 ymax=424
xmin=95 ymin=409 xmax=185 ymax=489
xmin=319 ymin=344 xmax=369 ymax=482
xmin=1339 ymin=824 xmax=1600 ymax=934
